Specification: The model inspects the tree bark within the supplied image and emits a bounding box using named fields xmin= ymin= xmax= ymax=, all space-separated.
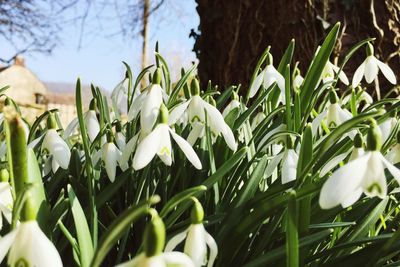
xmin=194 ymin=0 xmax=400 ymax=96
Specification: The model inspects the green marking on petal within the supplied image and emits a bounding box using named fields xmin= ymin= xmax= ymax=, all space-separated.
xmin=367 ymin=182 xmax=382 ymax=195
xmin=159 ymin=146 xmax=171 ymax=156
xmin=14 ymin=258 xmax=29 ymax=267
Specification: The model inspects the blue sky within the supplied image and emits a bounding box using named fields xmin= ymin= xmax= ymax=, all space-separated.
xmin=1 ymin=0 xmax=198 ymax=91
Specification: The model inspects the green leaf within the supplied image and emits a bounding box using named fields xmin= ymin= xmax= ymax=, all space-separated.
xmin=90 ymin=196 xmax=160 ymax=267
xmin=168 ymin=64 xmax=197 ymax=107
xmin=286 ymin=191 xmax=299 ymax=267
xmin=300 ymin=23 xmax=340 ymax=110
xmin=160 ymin=185 xmax=207 ymax=217
xmin=68 ymin=185 xmax=94 ymax=267
xmin=245 ymin=46 xmax=270 ymax=103
xmin=277 ymin=39 xmax=295 ymax=74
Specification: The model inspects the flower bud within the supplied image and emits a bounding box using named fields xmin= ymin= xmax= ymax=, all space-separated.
xmin=190 ymin=79 xmax=200 ymax=96
xmin=367 ymin=120 xmax=382 ymax=151
xmin=366 ymin=42 xmax=374 ymax=57
xmin=143 ymin=210 xmax=165 ymax=257
xmin=89 ymin=98 xmax=97 ymax=111
xmin=152 ymin=68 xmax=162 ymax=85
xmin=46 ymin=112 xmax=57 ymax=130
xmin=190 ymin=197 xmax=204 ymax=224
xmin=159 ymin=103 xmax=169 ymax=124
xmin=329 ymin=90 xmax=339 ymax=104
xmin=0 ymin=168 xmax=9 ymax=182
xmin=353 ymin=132 xmax=364 ymax=148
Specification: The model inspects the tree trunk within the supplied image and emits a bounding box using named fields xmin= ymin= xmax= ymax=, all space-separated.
xmin=194 ymin=0 xmax=400 ymax=96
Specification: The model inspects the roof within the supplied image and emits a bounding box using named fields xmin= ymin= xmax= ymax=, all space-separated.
xmin=0 ymin=65 xmax=47 ymax=103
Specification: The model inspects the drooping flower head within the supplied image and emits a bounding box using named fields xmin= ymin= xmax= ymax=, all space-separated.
xmin=319 ymin=120 xmax=400 ymax=209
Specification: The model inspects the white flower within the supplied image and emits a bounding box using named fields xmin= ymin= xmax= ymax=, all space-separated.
xmin=311 ymin=103 xmax=352 ymax=135
xmin=140 ymin=84 xmax=164 ymax=134
xmin=320 ymin=147 xmax=365 ymax=177
xmin=102 ymin=142 xmax=128 ymax=182
xmin=115 ymin=252 xmax=194 ymax=267
xmin=249 ymin=62 xmax=285 ymax=102
xmin=264 ymin=148 xmax=298 ymax=184
xmin=222 ymin=99 xmax=240 ymax=118
xmin=342 ymin=90 xmax=373 ymax=111
xmin=386 ymin=144 xmax=400 ymax=164
xmin=169 ymin=95 xmax=237 ymax=151
xmin=0 ymin=220 xmax=63 ymax=267
xmin=132 ymin=123 xmax=202 ymax=170
xmin=322 ymin=61 xmax=349 ymax=85
xmin=352 ymin=43 xmax=396 ymax=88
xmin=84 ymin=110 xmax=100 ymax=143
xmin=115 ymin=132 xmax=126 ymax=151
xmin=293 ymin=74 xmax=304 ymax=89
xmin=379 ymin=117 xmax=397 ymax=143
xmin=251 ymin=112 xmax=266 ymax=131
xmin=0 ymin=182 xmax=12 ymax=230
xmin=165 ymin=224 xmax=217 ymax=267
xmin=319 ymin=150 xmax=400 ymax=209
xmin=42 ymin=129 xmax=71 ymax=170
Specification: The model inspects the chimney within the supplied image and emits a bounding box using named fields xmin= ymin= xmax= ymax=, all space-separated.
xmin=14 ymin=56 xmax=25 ymax=67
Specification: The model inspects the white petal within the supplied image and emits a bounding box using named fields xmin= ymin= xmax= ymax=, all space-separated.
xmin=169 ymin=100 xmax=190 ymax=126
xmin=140 ymin=84 xmax=163 ymax=133
xmin=115 ymin=253 xmax=144 ymax=267
xmin=165 ymin=229 xmax=189 ymax=252
xmin=281 ymin=150 xmax=298 ymax=184
xmin=320 ymin=152 xmax=349 ymax=177
xmin=264 ymin=152 xmax=284 ymax=178
xmin=362 ymin=152 xmax=387 ymax=198
xmin=62 ymin=117 xmax=79 ymax=139
xmin=202 ymin=100 xmax=228 ymax=135
xmin=187 ymin=123 xmax=205 ymax=146
xmin=0 ymin=228 xmax=17 ymax=262
xmin=42 ymin=129 xmax=71 ymax=169
xmin=102 ymin=143 xmax=120 ymax=182
xmin=319 ymin=153 xmax=370 ymax=209
xmin=127 ymin=91 xmax=147 ymax=121
xmin=205 ymin=230 xmax=218 ymax=267
xmin=169 ymin=129 xmax=202 ymax=169
xmin=116 ymin=132 xmax=126 ymax=151
xmin=120 ymin=134 xmax=139 ymax=168
xmin=184 ymin=224 xmax=207 ymax=267
xmin=222 ymin=100 xmax=240 ymax=118
xmin=84 ymin=110 xmax=100 ymax=142
xmin=341 ymin=187 xmax=363 ymax=208
xmin=8 ymin=221 xmax=63 ymax=267
xmin=132 ymin=126 xmax=162 ymax=170
xmin=157 ymin=126 xmax=172 ymax=166
xmin=364 ymin=56 xmax=379 ymax=84
xmin=331 ymin=63 xmax=349 ymax=85
xmin=249 ymin=70 xmax=264 ymax=98
xmin=349 ymin=147 xmax=365 ymax=161
xmin=376 ymin=58 xmax=397 ymax=84
xmin=311 ymin=110 xmax=328 ymax=136
xmin=352 ymin=61 xmax=366 ymax=88
xmin=52 ymin=158 xmax=60 ymax=173
xmin=188 ymin=96 xmax=206 ymax=123
xmin=162 ymin=252 xmax=195 ymax=267
xmin=380 ymin=153 xmax=400 ymax=184
xmin=221 ymin=125 xmax=237 ymax=151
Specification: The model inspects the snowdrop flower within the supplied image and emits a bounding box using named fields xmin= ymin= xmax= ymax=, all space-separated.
xmin=319 ymin=121 xmax=400 ymax=209
xmin=85 ymin=100 xmax=101 ymax=143
xmin=165 ymin=198 xmax=217 ymax=267
xmin=222 ymin=92 xmax=240 ymax=117
xmin=116 ymin=211 xmax=194 ymax=267
xmin=379 ymin=115 xmax=398 ymax=143
xmin=293 ymin=72 xmax=304 ymax=89
xmin=111 ymin=73 xmax=140 ymax=116
xmin=352 ymin=42 xmax=396 ymax=88
xmin=0 ymin=179 xmax=12 ymax=230
xmin=322 ymin=61 xmax=349 ymax=85
xmin=320 ymin=132 xmax=365 ymax=177
xmin=115 ymin=122 xmax=126 ymax=151
xmin=311 ymin=90 xmax=352 ymax=135
xmin=0 ymin=220 xmax=63 ymax=267
xmin=127 ymin=68 xmax=168 ymax=125
xmin=133 ymin=104 xmax=202 ymax=170
xmin=168 ymin=79 xmax=237 ymax=151
xmin=251 ymin=111 xmax=266 ymax=130
xmin=249 ymin=54 xmax=285 ymax=102
xmin=386 ymin=132 xmax=400 ymax=164
xmin=42 ymin=114 xmax=71 ymax=171
xmin=102 ymin=131 xmax=128 ymax=182
xmin=342 ymin=89 xmax=373 ymax=111
xmin=264 ymin=138 xmax=298 ymax=184
xmin=257 ymin=124 xmax=287 ymax=153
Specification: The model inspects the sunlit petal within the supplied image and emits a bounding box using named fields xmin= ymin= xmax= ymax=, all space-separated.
xmin=169 ymin=129 xmax=202 ymax=169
